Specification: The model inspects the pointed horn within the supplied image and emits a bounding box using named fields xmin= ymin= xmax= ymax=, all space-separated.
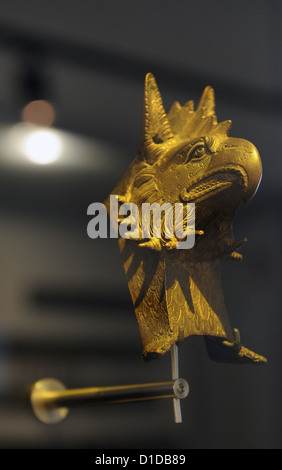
xmin=142 ymin=73 xmax=174 ymax=164
xmin=167 ymin=101 xmax=182 ymax=121
xmin=183 ymin=100 xmax=194 ymax=112
xmin=213 ymin=120 xmax=232 ymax=137
xmin=197 ymin=86 xmax=215 ymax=118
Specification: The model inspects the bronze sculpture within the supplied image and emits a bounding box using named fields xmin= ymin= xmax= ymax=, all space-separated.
xmin=105 ymin=73 xmax=266 ymax=365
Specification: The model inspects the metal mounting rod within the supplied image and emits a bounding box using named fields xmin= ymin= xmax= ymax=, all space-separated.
xmin=30 ymin=377 xmax=189 ymax=424
xmin=171 ymin=343 xmax=183 ymax=424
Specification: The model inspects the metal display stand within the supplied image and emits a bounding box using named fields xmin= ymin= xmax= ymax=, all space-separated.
xmin=30 ymin=344 xmax=189 ymax=424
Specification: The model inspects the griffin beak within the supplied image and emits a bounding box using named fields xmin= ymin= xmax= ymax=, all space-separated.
xmin=212 ymin=137 xmax=262 ymax=203
xmin=240 ymin=139 xmax=262 ymax=202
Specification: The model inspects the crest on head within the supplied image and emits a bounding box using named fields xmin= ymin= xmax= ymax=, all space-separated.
xmin=141 ymin=73 xmax=231 ymax=165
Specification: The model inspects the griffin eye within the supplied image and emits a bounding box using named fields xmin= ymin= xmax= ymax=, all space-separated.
xmin=189 ymin=144 xmax=205 ymax=161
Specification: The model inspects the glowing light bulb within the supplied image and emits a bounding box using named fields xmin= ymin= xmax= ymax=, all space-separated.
xmin=23 ymin=129 xmax=61 ymax=164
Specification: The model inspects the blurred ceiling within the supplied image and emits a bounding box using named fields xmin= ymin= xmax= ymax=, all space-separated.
xmin=0 ymin=1 xmax=280 ymax=133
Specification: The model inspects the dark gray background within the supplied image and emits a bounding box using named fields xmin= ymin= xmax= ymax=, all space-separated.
xmin=0 ymin=0 xmax=280 ymax=449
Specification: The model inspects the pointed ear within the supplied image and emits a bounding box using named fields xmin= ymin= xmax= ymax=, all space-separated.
xmin=141 ymin=73 xmax=174 ymax=164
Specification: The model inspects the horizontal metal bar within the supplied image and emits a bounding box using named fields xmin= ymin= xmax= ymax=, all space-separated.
xmin=30 ymin=377 xmax=189 ymax=424
xmin=39 ymin=382 xmax=175 ymax=407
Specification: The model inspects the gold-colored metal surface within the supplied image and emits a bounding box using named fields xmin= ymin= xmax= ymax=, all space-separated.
xmin=105 ymin=73 xmax=266 ymax=364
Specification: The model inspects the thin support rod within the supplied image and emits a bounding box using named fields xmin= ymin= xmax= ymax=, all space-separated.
xmin=38 ymin=381 xmax=176 ymax=407
xmin=171 ymin=343 xmax=182 ymax=424
xmin=30 ymin=377 xmax=189 ymax=424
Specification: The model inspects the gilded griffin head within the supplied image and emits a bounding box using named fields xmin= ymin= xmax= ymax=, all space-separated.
xmin=105 ymin=74 xmax=266 ymax=364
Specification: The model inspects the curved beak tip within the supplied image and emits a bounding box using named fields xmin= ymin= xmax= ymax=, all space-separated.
xmin=242 ymin=144 xmax=263 ymax=202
